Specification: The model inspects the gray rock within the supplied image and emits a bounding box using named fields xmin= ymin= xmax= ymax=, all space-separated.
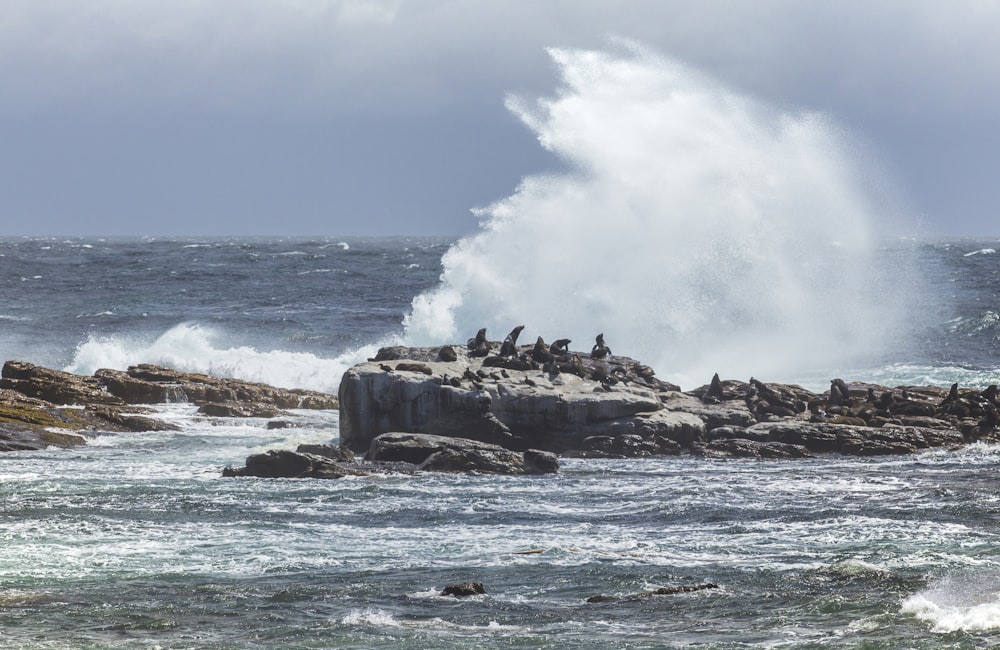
xmin=368 ymin=432 xmax=557 ymax=475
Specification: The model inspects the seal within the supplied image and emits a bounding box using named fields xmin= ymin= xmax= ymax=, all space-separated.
xmin=499 ymin=325 xmax=525 ymax=357
xmin=829 ymin=378 xmax=851 ymax=406
xmin=590 ymin=333 xmax=611 ymax=359
xmin=531 ymin=336 xmax=553 ymax=363
xmin=549 ymin=338 xmax=571 ymax=356
xmin=702 ymin=373 xmax=724 ymax=403
xmin=467 ymin=328 xmax=491 ymax=357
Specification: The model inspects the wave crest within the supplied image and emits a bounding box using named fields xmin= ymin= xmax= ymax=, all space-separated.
xmin=65 ymin=322 xmax=385 ymax=393
xmin=403 ymin=44 xmax=906 ymax=388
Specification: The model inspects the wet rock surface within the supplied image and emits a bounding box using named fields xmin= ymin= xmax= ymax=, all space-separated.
xmin=223 ymin=433 xmax=561 ymax=478
xmin=0 ymin=360 xmax=339 ymax=453
xmin=339 ymin=343 xmax=1000 ymax=460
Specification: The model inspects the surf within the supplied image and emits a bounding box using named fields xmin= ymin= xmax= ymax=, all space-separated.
xmin=63 ymin=322 xmax=389 ymax=393
xmin=403 ymin=42 xmax=910 ymax=389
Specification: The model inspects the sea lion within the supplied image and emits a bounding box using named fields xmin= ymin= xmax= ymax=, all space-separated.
xmin=703 ymin=373 xmax=725 ymax=403
xmin=532 ymin=336 xmax=553 ymax=363
xmin=830 ymin=378 xmax=851 ymax=406
xmin=549 ymin=339 xmax=571 ymax=356
xmin=590 ymin=333 xmax=611 ymax=359
xmin=875 ymin=390 xmax=894 ymax=411
xmin=829 ymin=382 xmax=846 ymax=407
xmin=499 ymin=325 xmax=525 ymax=357
xmin=467 ymin=328 xmax=491 ymax=357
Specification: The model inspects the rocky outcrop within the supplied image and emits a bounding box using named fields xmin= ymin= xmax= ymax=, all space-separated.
xmin=2 ymin=361 xmax=124 ymax=406
xmin=94 ymin=364 xmax=338 ymax=410
xmin=0 ymin=384 xmax=176 ymax=452
xmin=340 ymin=344 xmax=681 ymax=454
xmin=223 ymin=434 xmax=560 ymax=478
xmin=339 ymin=343 xmax=1000 ymax=459
xmin=0 ymin=360 xmax=341 ymax=454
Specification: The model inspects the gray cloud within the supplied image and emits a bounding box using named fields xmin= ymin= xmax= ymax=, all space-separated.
xmin=1 ymin=0 xmax=998 ymax=235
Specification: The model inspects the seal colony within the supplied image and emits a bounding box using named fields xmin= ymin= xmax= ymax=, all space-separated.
xmin=1 ymin=335 xmax=999 ymax=478
xmin=335 ymin=327 xmax=1000 ymax=468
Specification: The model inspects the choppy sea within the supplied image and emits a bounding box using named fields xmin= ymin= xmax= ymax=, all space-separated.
xmin=1 ymin=236 xmax=1000 ymax=649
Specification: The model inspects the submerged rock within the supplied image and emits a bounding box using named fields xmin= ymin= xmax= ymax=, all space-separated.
xmin=222 ymin=449 xmax=368 ymax=480
xmin=586 ymin=583 xmax=719 ymax=603
xmin=441 ymin=582 xmax=487 ymax=597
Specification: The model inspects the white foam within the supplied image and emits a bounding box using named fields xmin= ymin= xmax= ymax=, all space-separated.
xmin=902 ymin=576 xmax=1000 ymax=632
xmin=964 ymin=248 xmax=996 ymax=257
xmin=340 ymin=608 xmax=401 ymax=627
xmin=64 ymin=322 xmax=390 ymax=393
xmin=402 ymin=44 xmax=906 ymax=389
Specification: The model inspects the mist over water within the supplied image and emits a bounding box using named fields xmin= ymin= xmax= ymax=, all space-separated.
xmin=404 ymin=45 xmax=908 ymax=389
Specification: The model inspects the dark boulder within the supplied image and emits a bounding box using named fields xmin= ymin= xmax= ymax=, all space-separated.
xmin=697 ymin=439 xmax=813 ymax=459
xmin=223 ymin=449 xmax=365 ymax=479
xmin=441 ymin=582 xmax=486 ymax=597
xmin=296 ymin=444 xmax=355 ymax=462
xmin=524 ymin=449 xmax=559 ymax=474
xmin=368 ymin=432 xmax=557 ymax=475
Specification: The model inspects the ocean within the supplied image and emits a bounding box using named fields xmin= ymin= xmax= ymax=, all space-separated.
xmin=0 ymin=235 xmax=999 ymax=649
xmin=4 ymin=46 xmax=1000 ymax=649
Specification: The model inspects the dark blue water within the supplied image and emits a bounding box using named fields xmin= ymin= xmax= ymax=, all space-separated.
xmin=1 ymin=236 xmax=1000 ymax=648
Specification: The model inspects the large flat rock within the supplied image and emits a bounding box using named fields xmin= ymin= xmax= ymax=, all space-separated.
xmin=339 ymin=344 xmax=674 ymax=453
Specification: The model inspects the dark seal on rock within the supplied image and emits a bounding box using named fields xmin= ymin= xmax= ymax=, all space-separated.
xmin=703 ymin=373 xmax=725 ymax=403
xmin=549 ymin=338 xmax=571 ymax=356
xmin=499 ymin=325 xmax=525 ymax=357
xmin=396 ymin=363 xmax=433 ymax=376
xmin=467 ymin=328 xmax=491 ymax=357
xmin=437 ymin=345 xmax=458 ymax=362
xmin=531 ymin=336 xmax=553 ymax=363
xmin=591 ymin=333 xmax=611 ymax=359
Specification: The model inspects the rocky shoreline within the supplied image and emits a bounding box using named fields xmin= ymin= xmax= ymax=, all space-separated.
xmin=0 ymin=360 xmax=337 ymax=452
xmin=3 ymin=338 xmax=998 ymax=478
xmin=337 ymin=339 xmax=999 ymax=465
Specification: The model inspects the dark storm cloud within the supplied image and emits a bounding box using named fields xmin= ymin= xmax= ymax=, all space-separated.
xmin=1 ymin=0 xmax=998 ymax=235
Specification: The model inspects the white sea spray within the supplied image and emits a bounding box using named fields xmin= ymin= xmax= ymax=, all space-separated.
xmin=404 ymin=44 xmax=907 ymax=388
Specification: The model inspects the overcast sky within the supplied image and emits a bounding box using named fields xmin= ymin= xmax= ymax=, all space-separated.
xmin=2 ymin=0 xmax=999 ymax=237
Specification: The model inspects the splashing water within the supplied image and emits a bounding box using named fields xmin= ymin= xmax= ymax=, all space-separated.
xmin=65 ymin=323 xmax=388 ymax=393
xmin=404 ymin=44 xmax=904 ymax=388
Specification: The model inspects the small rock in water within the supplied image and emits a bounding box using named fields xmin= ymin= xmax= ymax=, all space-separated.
xmin=441 ymin=582 xmax=487 ymax=597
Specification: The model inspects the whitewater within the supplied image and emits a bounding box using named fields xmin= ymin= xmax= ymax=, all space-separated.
xmin=2 ymin=45 xmax=1000 ymax=647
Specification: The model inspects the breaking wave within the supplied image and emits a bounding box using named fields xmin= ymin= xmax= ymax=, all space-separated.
xmin=403 ymin=43 xmax=908 ymax=388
